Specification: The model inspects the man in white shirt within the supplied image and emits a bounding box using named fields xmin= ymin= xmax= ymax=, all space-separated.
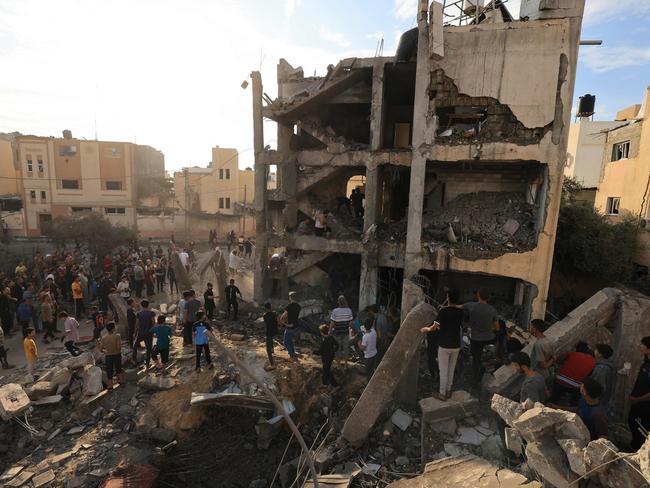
xmin=60 ymin=311 xmax=82 ymax=356
xmin=178 ymin=250 xmax=190 ymax=271
xmin=228 ymin=250 xmax=239 ymax=277
xmin=117 ymin=276 xmax=131 ymax=299
xmin=359 ymin=318 xmax=378 ymax=381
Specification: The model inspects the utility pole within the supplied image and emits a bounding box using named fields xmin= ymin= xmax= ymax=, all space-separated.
xmin=183 ymin=168 xmax=189 ymax=241
xmin=242 ymin=184 xmax=247 ymax=235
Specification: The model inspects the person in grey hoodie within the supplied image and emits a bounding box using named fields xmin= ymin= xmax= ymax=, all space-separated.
xmin=589 ymin=344 xmax=615 ymax=407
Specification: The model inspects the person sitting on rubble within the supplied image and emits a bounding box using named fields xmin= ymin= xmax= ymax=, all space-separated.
xmin=548 ymin=341 xmax=596 ymax=407
xmin=529 ymin=319 xmax=554 ymax=382
xmin=101 ymin=322 xmax=123 ymax=389
xmin=314 ymin=210 xmax=332 ymax=238
xmin=589 ymin=344 xmax=615 ymax=409
xmin=628 ymin=336 xmax=650 ymax=451
xmin=510 ymin=351 xmax=548 ymax=404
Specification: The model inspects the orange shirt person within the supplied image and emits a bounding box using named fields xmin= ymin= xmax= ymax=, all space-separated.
xmin=23 ymin=327 xmax=38 ymax=378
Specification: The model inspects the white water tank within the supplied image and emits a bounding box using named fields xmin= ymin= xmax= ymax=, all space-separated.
xmin=462 ymin=0 xmax=484 ymax=15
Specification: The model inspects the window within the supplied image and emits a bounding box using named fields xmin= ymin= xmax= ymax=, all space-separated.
xmin=219 ymin=169 xmax=224 ymax=180
xmin=71 ymin=207 xmax=92 ymax=213
xmin=40 ymin=191 xmax=46 ymax=202
xmin=37 ymin=158 xmax=44 ymax=173
xmin=58 ymin=145 xmax=77 ymax=157
xmin=26 ymin=155 xmax=33 ymax=173
xmin=219 ymin=197 xmax=224 ymax=209
xmin=612 ymin=141 xmax=630 ymax=161
xmin=29 ymin=190 xmax=36 ymax=202
xmin=105 ymin=181 xmax=123 ymax=191
xmin=104 ymin=207 xmax=126 ymax=215
xmin=225 ymin=197 xmax=231 ymax=209
xmin=61 ymin=179 xmax=80 ymax=189
xmin=606 ymin=197 xmax=621 ymax=215
xmin=225 ymin=168 xmax=231 ymax=180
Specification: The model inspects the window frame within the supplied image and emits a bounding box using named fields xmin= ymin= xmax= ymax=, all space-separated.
xmin=219 ymin=169 xmax=224 ymax=180
xmin=218 ymin=197 xmax=225 ymax=209
xmin=105 ymin=180 xmax=123 ymax=191
xmin=225 ymin=197 xmax=231 ymax=209
xmin=104 ymin=207 xmax=126 ymax=215
xmin=606 ymin=197 xmax=621 ymax=215
xmin=26 ymin=155 xmax=33 ymax=173
xmin=611 ymin=141 xmax=630 ymax=161
xmin=40 ymin=191 xmax=46 ymax=202
xmin=61 ymin=179 xmax=80 ymax=190
xmin=225 ymin=168 xmax=231 ymax=180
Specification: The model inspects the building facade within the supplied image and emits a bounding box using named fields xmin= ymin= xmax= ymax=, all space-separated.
xmin=172 ymin=147 xmax=255 ymax=239
xmin=253 ymin=0 xmax=586 ymax=330
xmin=8 ymin=133 xmax=164 ymax=236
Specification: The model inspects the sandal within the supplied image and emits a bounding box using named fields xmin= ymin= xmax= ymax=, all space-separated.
xmin=432 ymin=392 xmax=447 ymax=401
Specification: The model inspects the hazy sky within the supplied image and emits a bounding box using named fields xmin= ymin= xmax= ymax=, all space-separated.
xmin=0 ymin=0 xmax=649 ymax=172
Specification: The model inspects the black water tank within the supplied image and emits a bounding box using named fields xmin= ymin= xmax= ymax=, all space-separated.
xmin=395 ymin=27 xmax=418 ymax=63
xmin=577 ymin=94 xmax=596 ymax=117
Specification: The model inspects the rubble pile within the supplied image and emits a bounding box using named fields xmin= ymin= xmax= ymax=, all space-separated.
xmin=422 ymin=192 xmax=537 ymax=253
xmin=491 ymin=394 xmax=650 ymax=488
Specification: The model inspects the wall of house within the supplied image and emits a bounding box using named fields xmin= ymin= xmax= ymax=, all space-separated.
xmin=564 ymin=119 xmax=623 ymax=188
xmin=0 ymin=138 xmax=19 ymax=195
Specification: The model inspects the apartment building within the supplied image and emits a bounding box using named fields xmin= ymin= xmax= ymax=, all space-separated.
xmin=173 ymin=147 xmax=255 ymax=239
xmin=9 ymin=133 xmax=164 ymax=236
xmin=252 ymin=0 xmax=585 ymax=330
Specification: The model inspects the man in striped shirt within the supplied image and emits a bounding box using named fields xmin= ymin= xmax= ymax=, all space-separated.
xmin=329 ymin=295 xmax=354 ymax=363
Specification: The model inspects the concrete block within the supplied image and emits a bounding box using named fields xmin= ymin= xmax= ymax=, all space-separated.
xmin=525 ymin=439 xmax=578 ymax=488
xmin=513 ymin=406 xmax=590 ymax=444
xmin=26 ymin=381 xmax=58 ymax=400
xmin=419 ymin=390 xmax=478 ymax=423
xmin=0 ymin=383 xmax=31 ymax=421
xmin=32 ymin=469 xmax=55 ymax=488
xmin=640 ymin=437 xmax=650 ymax=484
xmin=5 ymin=470 xmax=34 ymax=487
xmin=430 ymin=418 xmax=457 ymax=436
xmin=557 ymin=439 xmax=586 ymax=476
xmin=391 ymin=409 xmax=413 ymax=431
xmin=60 ymin=352 xmax=95 ymax=370
xmin=81 ymin=366 xmax=103 ymax=397
xmin=139 ymin=374 xmax=175 ymax=391
xmin=504 ymin=427 xmax=524 ymax=456
xmin=456 ymin=426 xmax=487 ymax=446
xmin=341 ymin=302 xmax=436 ymax=446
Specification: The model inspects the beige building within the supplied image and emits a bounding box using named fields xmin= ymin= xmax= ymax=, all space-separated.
xmin=8 ymin=133 xmax=164 ymax=236
xmin=173 ymin=147 xmax=255 ymax=239
xmin=565 ymin=118 xmax=623 ymax=190
xmin=594 ymin=87 xmax=650 ymax=266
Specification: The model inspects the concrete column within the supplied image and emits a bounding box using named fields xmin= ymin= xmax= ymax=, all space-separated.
xmin=252 ymin=71 xmax=267 ymax=303
xmin=358 ymin=249 xmax=378 ymax=311
xmin=397 ymin=0 xmax=435 ymax=406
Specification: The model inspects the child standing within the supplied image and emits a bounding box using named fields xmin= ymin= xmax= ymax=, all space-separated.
xmin=23 ymin=327 xmax=38 ymax=380
xmin=316 ymin=324 xmax=339 ymax=388
xmin=193 ymin=311 xmax=213 ymax=372
xmin=151 ymin=315 xmax=173 ymax=368
xmin=101 ymin=322 xmax=123 ymax=389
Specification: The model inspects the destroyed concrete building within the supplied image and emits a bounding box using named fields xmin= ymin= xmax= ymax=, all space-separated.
xmin=251 ymin=0 xmax=586 ymax=334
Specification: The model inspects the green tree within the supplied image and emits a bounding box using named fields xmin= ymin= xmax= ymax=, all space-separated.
xmin=43 ymin=212 xmax=138 ymax=259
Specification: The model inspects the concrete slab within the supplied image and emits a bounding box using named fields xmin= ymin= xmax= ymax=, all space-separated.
xmin=386 ymin=454 xmax=541 ymax=487
xmin=419 ymin=390 xmax=478 ymax=424
xmin=0 ymin=383 xmax=31 ymax=421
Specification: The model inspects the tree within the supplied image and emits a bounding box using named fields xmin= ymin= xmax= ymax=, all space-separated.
xmin=136 ymin=177 xmax=174 ymax=202
xmin=44 ymin=212 xmax=138 ymax=260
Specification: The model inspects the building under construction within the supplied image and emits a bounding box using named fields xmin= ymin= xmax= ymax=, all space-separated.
xmin=251 ymin=0 xmax=586 ymax=328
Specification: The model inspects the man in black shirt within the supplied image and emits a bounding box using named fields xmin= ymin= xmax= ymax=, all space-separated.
xmin=283 ymin=291 xmax=301 ymax=361
xmin=629 ymin=336 xmax=650 ymax=450
xmin=262 ymin=303 xmax=278 ymax=370
xmin=204 ymin=283 xmax=216 ymax=321
xmin=224 ymin=279 xmax=242 ymax=320
xmin=350 ymin=188 xmax=365 ymax=219
xmin=421 ymin=289 xmax=464 ymax=401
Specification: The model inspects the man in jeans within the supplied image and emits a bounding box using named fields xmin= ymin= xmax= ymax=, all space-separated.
xmin=464 ymin=288 xmax=497 ymax=385
xmin=183 ymin=290 xmax=201 ymax=346
xmin=135 ymin=299 xmax=156 ymax=368
xmin=283 ymin=292 xmax=301 ymax=362
xmin=329 ymin=295 xmax=354 ymax=363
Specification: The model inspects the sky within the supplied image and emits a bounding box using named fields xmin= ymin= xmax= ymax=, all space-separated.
xmin=0 ymin=0 xmax=649 ymax=172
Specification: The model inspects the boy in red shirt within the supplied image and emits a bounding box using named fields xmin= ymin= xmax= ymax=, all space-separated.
xmin=549 ymin=341 xmax=595 ymax=406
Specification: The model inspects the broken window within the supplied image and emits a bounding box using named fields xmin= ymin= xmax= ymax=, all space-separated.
xmin=61 ymin=179 xmax=80 ymax=190
xmin=606 ymin=197 xmax=620 ymax=215
xmin=383 ymin=63 xmax=416 ymax=149
xmin=105 ymin=180 xmax=123 ymax=191
xmin=611 ymin=141 xmax=630 ymax=161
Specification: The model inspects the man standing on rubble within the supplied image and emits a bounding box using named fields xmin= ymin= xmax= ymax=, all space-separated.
xmin=629 ymin=336 xmax=650 ymax=450
xmin=329 ymin=295 xmax=354 ymax=363
xmin=282 ymin=291 xmax=301 ymax=362
xmin=135 ymin=300 xmax=156 ymax=368
xmin=60 ymin=311 xmax=82 ymax=357
xmin=465 ymin=288 xmax=497 ymax=385
xmin=183 ymin=291 xmax=201 ymax=345
xmin=224 ymin=279 xmax=242 ymax=321
xmin=529 ymin=319 xmax=554 ymax=381
xmin=511 ymin=351 xmax=547 ymax=404
xmin=204 ymin=283 xmax=216 ymax=321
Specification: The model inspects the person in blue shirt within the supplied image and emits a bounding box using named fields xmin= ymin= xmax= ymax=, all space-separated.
xmin=151 ymin=315 xmax=173 ymax=368
xmin=193 ymin=311 xmax=213 ymax=372
xmin=17 ymin=299 xmax=33 ymax=336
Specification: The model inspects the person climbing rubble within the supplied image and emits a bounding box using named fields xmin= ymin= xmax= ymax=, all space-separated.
xmin=151 ymin=315 xmax=173 ymax=369
xmin=60 ymin=311 xmax=81 ymax=357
